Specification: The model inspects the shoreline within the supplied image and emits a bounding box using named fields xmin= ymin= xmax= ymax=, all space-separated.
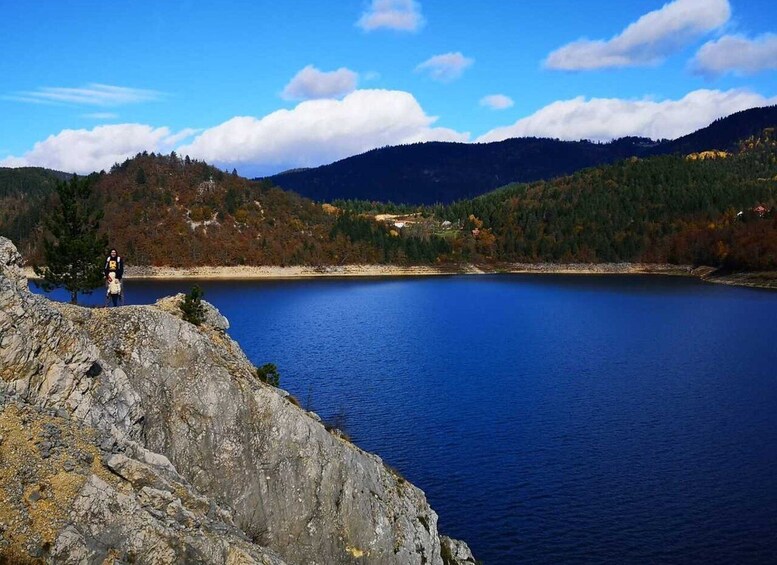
xmin=25 ymin=262 xmax=694 ymax=280
xmin=22 ymin=263 xmax=777 ymax=289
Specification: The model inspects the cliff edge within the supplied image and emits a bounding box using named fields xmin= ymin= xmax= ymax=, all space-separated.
xmin=0 ymin=237 xmax=474 ymax=564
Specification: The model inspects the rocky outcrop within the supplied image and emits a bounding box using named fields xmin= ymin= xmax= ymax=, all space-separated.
xmin=0 ymin=237 xmax=474 ymax=564
xmin=0 ymin=402 xmax=284 ymax=564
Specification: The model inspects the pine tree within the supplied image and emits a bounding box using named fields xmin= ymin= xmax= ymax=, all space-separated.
xmin=180 ymin=285 xmax=205 ymax=325
xmin=34 ymin=176 xmax=107 ymax=304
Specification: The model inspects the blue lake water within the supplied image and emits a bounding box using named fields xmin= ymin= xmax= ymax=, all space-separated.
xmin=34 ymin=275 xmax=777 ymax=564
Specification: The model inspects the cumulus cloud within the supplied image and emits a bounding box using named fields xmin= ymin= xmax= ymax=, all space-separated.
xmin=281 ymin=65 xmax=358 ymax=100
xmin=0 ymin=124 xmax=190 ymax=174
xmin=476 ymin=89 xmax=777 ymax=143
xmin=691 ymin=34 xmax=777 ymax=76
xmin=545 ymin=0 xmax=730 ymax=70
xmin=415 ymin=52 xmax=474 ymax=82
xmin=9 ymin=83 xmax=163 ymax=106
xmin=357 ymin=0 xmax=424 ymax=32
xmin=480 ymin=94 xmax=514 ymax=110
xmin=178 ymin=89 xmax=469 ymax=176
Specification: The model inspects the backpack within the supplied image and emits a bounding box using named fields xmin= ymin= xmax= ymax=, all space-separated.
xmin=108 ymin=273 xmax=122 ymax=296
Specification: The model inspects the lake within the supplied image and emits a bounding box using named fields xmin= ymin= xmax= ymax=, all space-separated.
xmin=33 ymin=275 xmax=777 ymax=564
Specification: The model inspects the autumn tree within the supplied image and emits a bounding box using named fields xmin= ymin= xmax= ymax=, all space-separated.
xmin=34 ymin=175 xmax=107 ymax=304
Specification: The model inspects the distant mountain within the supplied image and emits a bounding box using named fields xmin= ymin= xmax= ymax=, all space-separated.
xmin=266 ymin=105 xmax=777 ymax=205
xmin=0 ymin=166 xmax=72 ymax=198
xmin=657 ymin=105 xmax=777 ymax=155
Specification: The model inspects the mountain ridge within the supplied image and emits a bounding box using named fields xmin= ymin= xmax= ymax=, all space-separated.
xmin=266 ymin=105 xmax=777 ymax=204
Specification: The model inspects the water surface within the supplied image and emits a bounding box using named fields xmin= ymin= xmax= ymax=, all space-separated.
xmin=34 ymin=275 xmax=777 ymax=564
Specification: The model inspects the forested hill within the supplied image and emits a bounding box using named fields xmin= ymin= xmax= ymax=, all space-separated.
xmin=656 ymin=105 xmax=777 ymax=156
xmin=267 ymin=105 xmax=777 ymax=205
xmin=1 ymin=153 xmax=444 ymax=266
xmin=269 ymin=137 xmax=657 ymax=205
xmin=0 ymin=167 xmax=72 ymax=248
xmin=1 ymin=129 xmax=775 ymax=271
xmin=425 ymin=129 xmax=777 ymax=270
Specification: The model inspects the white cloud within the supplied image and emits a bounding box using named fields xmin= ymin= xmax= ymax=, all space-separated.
xmin=178 ymin=89 xmax=469 ymax=176
xmin=415 ymin=52 xmax=474 ymax=82
xmin=0 ymin=124 xmax=187 ymax=174
xmin=163 ymin=128 xmax=200 ymax=146
xmin=480 ymin=94 xmax=514 ymax=110
xmin=8 ymin=86 xmax=771 ymax=179
xmin=545 ymin=0 xmax=730 ymax=70
xmin=691 ymin=34 xmax=777 ymax=76
xmin=477 ymin=89 xmax=777 ymax=143
xmin=10 ymin=83 xmax=163 ymax=106
xmin=357 ymin=0 xmax=424 ymax=32
xmin=281 ymin=65 xmax=358 ymax=100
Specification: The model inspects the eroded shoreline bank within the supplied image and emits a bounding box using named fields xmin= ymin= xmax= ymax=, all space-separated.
xmin=22 ymin=263 xmax=777 ymax=289
xmin=25 ymin=262 xmax=693 ymax=280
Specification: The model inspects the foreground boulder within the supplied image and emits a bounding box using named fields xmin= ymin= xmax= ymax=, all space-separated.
xmin=0 ymin=237 xmax=474 ymax=564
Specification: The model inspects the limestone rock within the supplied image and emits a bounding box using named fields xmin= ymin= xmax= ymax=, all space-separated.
xmin=155 ymin=293 xmax=230 ymax=331
xmin=440 ymin=536 xmax=477 ymax=564
xmin=0 ymin=237 xmax=474 ymax=564
xmin=0 ymin=401 xmax=286 ymax=564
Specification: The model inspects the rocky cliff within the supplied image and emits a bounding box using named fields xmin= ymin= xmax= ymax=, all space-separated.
xmin=0 ymin=237 xmax=474 ymax=564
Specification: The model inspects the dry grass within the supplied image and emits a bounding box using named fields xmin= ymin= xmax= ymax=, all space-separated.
xmin=0 ymin=404 xmax=111 ymax=561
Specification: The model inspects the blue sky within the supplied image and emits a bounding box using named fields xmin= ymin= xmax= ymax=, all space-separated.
xmin=1 ymin=0 xmax=775 ymax=176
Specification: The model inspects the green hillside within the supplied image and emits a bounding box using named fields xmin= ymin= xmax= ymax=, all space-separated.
xmin=428 ymin=130 xmax=777 ymax=269
xmin=1 ymin=131 xmax=775 ymax=272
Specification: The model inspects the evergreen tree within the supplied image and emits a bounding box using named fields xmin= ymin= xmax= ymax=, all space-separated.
xmin=180 ymin=285 xmax=205 ymax=325
xmin=255 ymin=363 xmax=281 ymax=387
xmin=34 ymin=176 xmax=107 ymax=304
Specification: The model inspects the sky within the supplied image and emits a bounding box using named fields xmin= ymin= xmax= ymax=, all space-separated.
xmin=1 ymin=0 xmax=775 ymax=177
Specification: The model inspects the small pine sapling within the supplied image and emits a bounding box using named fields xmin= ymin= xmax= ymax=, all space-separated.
xmin=180 ymin=285 xmax=205 ymax=325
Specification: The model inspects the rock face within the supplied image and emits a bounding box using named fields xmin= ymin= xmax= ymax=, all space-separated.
xmin=0 ymin=237 xmax=474 ymax=564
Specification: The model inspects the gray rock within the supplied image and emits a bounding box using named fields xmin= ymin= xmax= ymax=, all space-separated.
xmin=99 ymin=437 xmax=115 ymax=452
xmin=440 ymin=536 xmax=477 ymax=564
xmin=154 ymin=294 xmax=230 ymax=331
xmin=0 ymin=237 xmax=475 ymax=565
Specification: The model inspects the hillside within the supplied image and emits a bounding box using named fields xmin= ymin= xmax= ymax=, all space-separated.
xmin=1 ymin=129 xmax=775 ymax=273
xmin=267 ymin=105 xmax=777 ymax=205
xmin=4 ymin=153 xmax=448 ymax=267
xmin=331 ymin=129 xmax=776 ymax=272
xmin=656 ymin=105 xmax=777 ymax=156
xmin=267 ymin=136 xmax=656 ymax=205
xmin=425 ymin=129 xmax=777 ymax=270
xmin=0 ymin=167 xmax=72 ymax=255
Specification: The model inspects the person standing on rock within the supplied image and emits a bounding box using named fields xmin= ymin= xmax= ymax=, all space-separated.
xmin=104 ymin=248 xmax=124 ymax=307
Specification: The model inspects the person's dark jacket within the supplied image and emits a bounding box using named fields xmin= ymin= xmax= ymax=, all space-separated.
xmin=104 ymin=255 xmax=124 ymax=280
